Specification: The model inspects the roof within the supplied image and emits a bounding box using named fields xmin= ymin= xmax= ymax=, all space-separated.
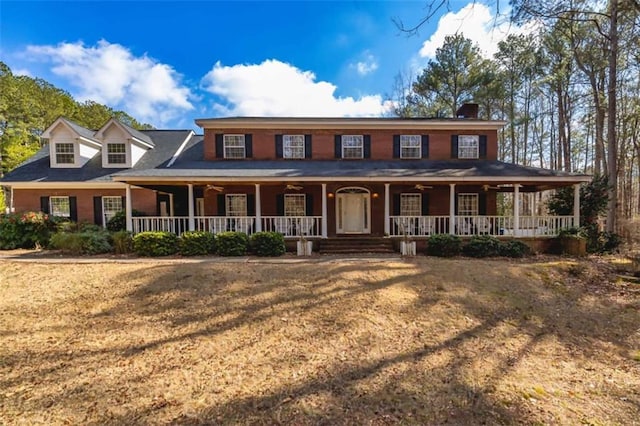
xmin=58 ymin=117 xmax=99 ymax=141
xmin=119 ymin=120 xmax=154 ymax=147
xmin=1 ymin=130 xmax=196 ymax=183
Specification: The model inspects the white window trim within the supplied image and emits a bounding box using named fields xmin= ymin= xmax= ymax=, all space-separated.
xmin=400 ymin=193 xmax=422 ymax=216
xmin=400 ymin=135 xmax=422 ymax=159
xmin=283 ymin=134 xmax=305 ymax=159
xmin=102 ymin=196 xmax=123 ymax=226
xmin=284 ymin=194 xmax=306 ymax=216
xmin=223 ymin=134 xmax=246 ymax=159
xmin=341 ymin=135 xmax=364 ymax=159
xmin=51 ymin=142 xmax=79 ymax=168
xmin=225 ymin=194 xmax=247 ymax=217
xmin=50 ymin=196 xmax=71 ymax=218
xmin=458 ymin=135 xmax=479 ymax=159
xmin=457 ymin=193 xmax=479 ymax=216
xmin=105 ymin=142 xmax=128 ymax=166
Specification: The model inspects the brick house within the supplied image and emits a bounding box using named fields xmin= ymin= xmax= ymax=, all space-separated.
xmin=1 ymin=105 xmax=590 ymax=248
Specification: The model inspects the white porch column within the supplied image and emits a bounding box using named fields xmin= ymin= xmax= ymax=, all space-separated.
xmin=187 ymin=184 xmax=195 ymax=231
xmin=255 ymin=184 xmax=262 ymax=232
xmin=384 ymin=183 xmax=390 ymax=236
xmin=321 ymin=184 xmax=328 ymax=238
xmin=125 ymin=184 xmax=133 ymax=232
xmin=449 ymin=184 xmax=456 ymax=235
xmin=532 ymin=192 xmax=538 ymax=235
xmin=514 ymin=184 xmax=520 ymax=236
xmin=573 ymin=183 xmax=581 ymax=227
xmin=169 ymin=193 xmax=175 ymax=216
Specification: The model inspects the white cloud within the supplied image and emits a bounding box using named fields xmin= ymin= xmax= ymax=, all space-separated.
xmin=26 ymin=40 xmax=193 ymax=126
xmin=201 ymin=59 xmax=392 ymax=117
xmin=419 ymin=3 xmax=536 ymax=59
xmin=12 ymin=68 xmax=32 ymax=77
xmin=350 ymin=53 xmax=379 ymax=76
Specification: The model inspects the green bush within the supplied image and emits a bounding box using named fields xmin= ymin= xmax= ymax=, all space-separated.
xmin=463 ymin=235 xmax=501 ymax=258
xmin=132 ymin=231 xmax=179 ymax=256
xmin=216 ymin=231 xmax=249 ymax=256
xmin=426 ymin=234 xmax=462 ymax=257
xmin=112 ymin=231 xmax=133 ymax=254
xmin=250 ymin=231 xmax=285 ymax=257
xmin=179 ymin=231 xmax=216 ymax=256
xmin=498 ymin=240 xmax=530 ymax=258
xmin=0 ymin=211 xmax=59 ymax=249
xmin=106 ymin=209 xmax=146 ymax=232
xmin=49 ymin=229 xmax=112 ymax=255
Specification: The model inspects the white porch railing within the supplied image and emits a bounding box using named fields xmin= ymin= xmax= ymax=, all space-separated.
xmin=261 ymin=216 xmax=322 ymax=238
xmin=132 ymin=216 xmax=189 ymax=235
xmin=389 ymin=215 xmax=575 ymax=237
xmin=193 ymin=216 xmax=256 ymax=234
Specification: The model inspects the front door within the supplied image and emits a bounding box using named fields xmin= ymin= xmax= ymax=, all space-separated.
xmin=336 ymin=188 xmax=370 ymax=234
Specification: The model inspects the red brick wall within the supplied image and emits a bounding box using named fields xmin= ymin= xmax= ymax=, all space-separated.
xmin=202 ymin=128 xmax=498 ymax=161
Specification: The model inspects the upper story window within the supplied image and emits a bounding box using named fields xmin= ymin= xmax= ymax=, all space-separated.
xmin=224 ymin=135 xmax=246 ymax=159
xmin=50 ymin=196 xmax=71 ymax=218
xmin=458 ymin=135 xmax=479 ymax=159
xmin=283 ymin=135 xmax=305 ymax=159
xmin=284 ymin=194 xmax=306 ymax=216
xmin=400 ymin=194 xmax=421 ymax=216
xmin=225 ymin=194 xmax=247 ymax=216
xmin=400 ymin=135 xmax=421 ymax=159
xmin=342 ymin=135 xmax=363 ymax=159
xmin=107 ymin=143 xmax=127 ymax=164
xmin=457 ymin=193 xmax=478 ymax=215
xmin=55 ymin=143 xmax=75 ymax=164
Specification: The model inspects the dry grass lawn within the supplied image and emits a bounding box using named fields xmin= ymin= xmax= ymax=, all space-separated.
xmin=1 ymin=255 xmax=639 ymax=425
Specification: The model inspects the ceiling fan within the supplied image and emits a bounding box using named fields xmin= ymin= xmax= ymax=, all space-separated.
xmin=482 ymin=184 xmax=501 ymax=191
xmin=414 ymin=184 xmax=433 ymax=190
xmin=205 ymin=185 xmax=224 ymax=192
xmin=286 ymin=184 xmax=303 ymax=190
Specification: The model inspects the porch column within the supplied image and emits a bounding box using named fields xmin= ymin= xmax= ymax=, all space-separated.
xmin=532 ymin=192 xmax=538 ymax=235
xmin=384 ymin=183 xmax=390 ymax=236
xmin=449 ymin=184 xmax=456 ymax=235
xmin=321 ymin=183 xmax=328 ymax=238
xmin=187 ymin=184 xmax=195 ymax=231
xmin=125 ymin=184 xmax=133 ymax=232
xmin=169 ymin=193 xmax=175 ymax=216
xmin=573 ymin=183 xmax=581 ymax=227
xmin=513 ymin=184 xmax=520 ymax=236
xmin=255 ymin=184 xmax=262 ymax=232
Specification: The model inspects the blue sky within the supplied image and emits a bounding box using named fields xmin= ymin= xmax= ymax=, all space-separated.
xmin=0 ymin=1 xmax=529 ymax=129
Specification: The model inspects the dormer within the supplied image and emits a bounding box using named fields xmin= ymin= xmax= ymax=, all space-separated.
xmin=44 ymin=117 xmax=101 ymax=168
xmin=96 ymin=118 xmax=154 ymax=168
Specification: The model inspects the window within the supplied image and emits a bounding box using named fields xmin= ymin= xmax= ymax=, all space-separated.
xmin=225 ymin=194 xmax=247 ymax=216
xmin=283 ymin=135 xmax=305 ymax=159
xmin=400 ymin=135 xmax=421 ymax=159
xmin=55 ymin=143 xmax=75 ymax=164
xmin=107 ymin=143 xmax=126 ymax=164
xmin=284 ymin=194 xmax=306 ymax=216
xmin=458 ymin=135 xmax=479 ymax=159
xmin=224 ymin=135 xmax=246 ymax=159
xmin=102 ymin=196 xmax=123 ymax=224
xmin=50 ymin=196 xmax=71 ymax=218
xmin=457 ymin=193 xmax=478 ymax=216
xmin=400 ymin=194 xmax=421 ymax=216
xmin=342 ymin=135 xmax=363 ymax=159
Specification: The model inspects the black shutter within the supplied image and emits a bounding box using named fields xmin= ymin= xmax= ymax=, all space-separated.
xmin=479 ymin=135 xmax=487 ymax=159
xmin=94 ymin=196 xmax=103 ymax=226
xmin=455 ymin=193 xmax=459 ymax=215
xmin=275 ymin=135 xmax=283 ymax=158
xmin=363 ymin=135 xmax=371 ymax=158
xmin=69 ymin=196 xmax=78 ymax=222
xmin=451 ymin=135 xmax=459 ymax=158
xmin=421 ymin=135 xmax=429 ymax=159
xmin=305 ymin=194 xmax=314 ymax=215
xmin=393 ymin=135 xmax=400 ymax=158
xmin=215 ymin=134 xmax=224 ymax=158
xmin=479 ymin=193 xmax=487 ymax=215
xmin=247 ymin=194 xmax=255 ymax=216
xmin=217 ymin=194 xmax=226 ymax=216
xmin=40 ymin=196 xmax=50 ymax=214
xmin=421 ymin=193 xmax=430 ymax=215
xmin=245 ymin=134 xmax=253 ymax=158
xmin=334 ymin=135 xmax=342 ymax=158
xmin=393 ymin=194 xmax=400 ymax=215
xmin=304 ymin=134 xmax=312 ymax=158
xmin=276 ymin=194 xmax=285 ymax=216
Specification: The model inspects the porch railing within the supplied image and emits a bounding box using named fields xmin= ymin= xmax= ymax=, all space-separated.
xmin=132 ymin=216 xmax=189 ymax=235
xmin=261 ymin=216 xmax=322 ymax=238
xmin=194 ymin=216 xmax=256 ymax=234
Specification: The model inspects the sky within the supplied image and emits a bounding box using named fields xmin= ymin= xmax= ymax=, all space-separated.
xmin=0 ymin=0 xmax=530 ymax=130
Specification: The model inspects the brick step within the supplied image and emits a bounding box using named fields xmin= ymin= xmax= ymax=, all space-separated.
xmin=319 ymin=238 xmax=395 ymax=254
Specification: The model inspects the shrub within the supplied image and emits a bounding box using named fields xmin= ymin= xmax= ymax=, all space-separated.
xmin=0 ymin=211 xmax=58 ymax=249
xmin=132 ymin=231 xmax=179 ymax=256
xmin=179 ymin=231 xmax=216 ymax=256
xmin=216 ymin=231 xmax=249 ymax=256
xmin=426 ymin=234 xmax=462 ymax=257
xmin=498 ymin=240 xmax=530 ymax=258
xmin=250 ymin=232 xmax=285 ymax=257
xmin=112 ymin=231 xmax=133 ymax=254
xmin=49 ymin=229 xmax=112 ymax=255
xmin=463 ymin=235 xmax=501 ymax=258
xmin=106 ymin=209 xmax=146 ymax=232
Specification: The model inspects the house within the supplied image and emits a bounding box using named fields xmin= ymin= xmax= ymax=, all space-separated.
xmin=1 ymin=105 xmax=590 ymax=249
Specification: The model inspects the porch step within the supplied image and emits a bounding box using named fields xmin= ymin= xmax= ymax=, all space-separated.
xmin=319 ymin=237 xmax=395 ymax=254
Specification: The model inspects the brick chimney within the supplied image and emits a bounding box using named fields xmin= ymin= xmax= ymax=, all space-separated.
xmin=456 ymin=103 xmax=479 ymax=119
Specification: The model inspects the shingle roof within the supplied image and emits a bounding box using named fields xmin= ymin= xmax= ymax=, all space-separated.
xmin=119 ymin=121 xmax=154 ymax=147
xmin=58 ymin=117 xmax=98 ymax=141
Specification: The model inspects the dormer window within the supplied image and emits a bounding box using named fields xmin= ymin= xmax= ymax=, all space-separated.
xmin=224 ymin=135 xmax=246 ymax=159
xmin=55 ymin=143 xmax=75 ymax=164
xmin=107 ymin=143 xmax=127 ymax=165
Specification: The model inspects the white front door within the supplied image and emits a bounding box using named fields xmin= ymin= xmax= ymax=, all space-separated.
xmin=336 ymin=190 xmax=370 ymax=234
